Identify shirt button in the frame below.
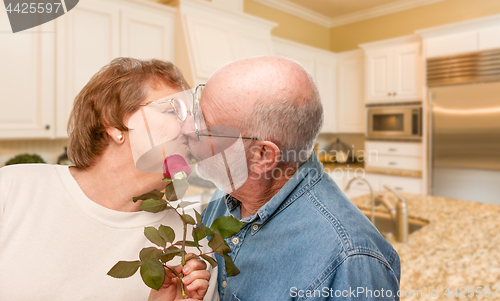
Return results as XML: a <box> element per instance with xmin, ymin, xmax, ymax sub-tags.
<box><xmin>231</xmin><ymin>237</ymin><xmax>239</xmax><ymax>245</ymax></box>
<box><xmin>252</xmin><ymin>224</ymin><xmax>259</xmax><ymax>231</ymax></box>
<box><xmin>222</xmin><ymin>280</ymin><xmax>227</xmax><ymax>288</ymax></box>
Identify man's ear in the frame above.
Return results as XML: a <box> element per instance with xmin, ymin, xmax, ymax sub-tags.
<box><xmin>106</xmin><ymin>127</ymin><xmax>125</xmax><ymax>144</ymax></box>
<box><xmin>248</xmin><ymin>141</ymin><xmax>281</xmax><ymax>174</ymax></box>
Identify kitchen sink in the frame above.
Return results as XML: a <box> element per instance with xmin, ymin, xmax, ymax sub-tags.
<box><xmin>359</xmin><ymin>209</ymin><xmax>429</xmax><ymax>241</ymax></box>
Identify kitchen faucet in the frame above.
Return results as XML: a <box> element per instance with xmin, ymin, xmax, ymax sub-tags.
<box><xmin>376</xmin><ymin>185</ymin><xmax>409</xmax><ymax>243</ymax></box>
<box><xmin>345</xmin><ymin>178</ymin><xmax>375</xmax><ymax>225</ymax></box>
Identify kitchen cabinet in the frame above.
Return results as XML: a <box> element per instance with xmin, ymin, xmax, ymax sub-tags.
<box><xmin>55</xmin><ymin>0</ymin><xmax>176</xmax><ymax>138</ymax></box>
<box><xmin>0</xmin><ymin>0</ymin><xmax>176</xmax><ymax>139</ymax></box>
<box><xmin>330</xmin><ymin>170</ymin><xmax>422</xmax><ymax>199</ymax></box>
<box><xmin>361</xmin><ymin>35</ymin><xmax>422</xmax><ymax>104</ymax></box>
<box><xmin>273</xmin><ymin>37</ymin><xmax>337</xmax><ymax>133</ymax></box>
<box><xmin>0</xmin><ymin>11</ymin><xmax>55</xmax><ymax>139</ymax></box>
<box><xmin>336</xmin><ymin>50</ymin><xmax>365</xmax><ymax>133</ymax></box>
<box><xmin>418</xmin><ymin>14</ymin><xmax>500</xmax><ymax>58</ymax></box>
<box><xmin>177</xmin><ymin>0</ymin><xmax>275</xmax><ymax>85</ymax></box>
<box><xmin>365</xmin><ymin>141</ymin><xmax>423</xmax><ymax>171</ymax></box>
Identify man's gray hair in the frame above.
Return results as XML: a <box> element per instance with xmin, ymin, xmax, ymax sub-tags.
<box><xmin>242</xmin><ymin>67</ymin><xmax>324</xmax><ymax>165</ymax></box>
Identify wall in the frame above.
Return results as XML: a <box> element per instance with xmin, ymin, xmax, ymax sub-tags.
<box><xmin>243</xmin><ymin>0</ymin><xmax>330</xmax><ymax>51</ymax></box>
<box><xmin>330</xmin><ymin>0</ymin><xmax>500</xmax><ymax>52</ymax></box>
<box><xmin>0</xmin><ymin>139</ymin><xmax>68</xmax><ymax>166</ymax></box>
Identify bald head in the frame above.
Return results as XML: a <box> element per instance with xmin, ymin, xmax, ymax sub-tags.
<box><xmin>207</xmin><ymin>56</ymin><xmax>315</xmax><ymax>116</ymax></box>
<box><xmin>203</xmin><ymin>55</ymin><xmax>324</xmax><ymax>164</ymax></box>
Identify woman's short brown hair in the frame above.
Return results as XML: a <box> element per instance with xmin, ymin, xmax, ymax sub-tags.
<box><xmin>67</xmin><ymin>57</ymin><xmax>190</xmax><ymax>169</ymax></box>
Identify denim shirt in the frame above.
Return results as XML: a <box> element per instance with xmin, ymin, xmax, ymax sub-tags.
<box><xmin>202</xmin><ymin>153</ymin><xmax>401</xmax><ymax>301</ymax></box>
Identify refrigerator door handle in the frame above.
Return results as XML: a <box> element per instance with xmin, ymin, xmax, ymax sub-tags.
<box><xmin>428</xmin><ymin>92</ymin><xmax>434</xmax><ymax>196</ymax></box>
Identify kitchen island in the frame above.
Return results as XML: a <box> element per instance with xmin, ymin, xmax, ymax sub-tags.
<box><xmin>350</xmin><ymin>192</ymin><xmax>500</xmax><ymax>300</ymax></box>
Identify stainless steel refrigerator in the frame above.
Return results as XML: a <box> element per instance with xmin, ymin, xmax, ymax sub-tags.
<box><xmin>428</xmin><ymin>50</ymin><xmax>500</xmax><ymax>204</ymax></box>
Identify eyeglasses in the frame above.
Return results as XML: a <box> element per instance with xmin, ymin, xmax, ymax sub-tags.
<box><xmin>193</xmin><ymin>84</ymin><xmax>261</xmax><ymax>141</ymax></box>
<box><xmin>139</xmin><ymin>96</ymin><xmax>189</xmax><ymax>121</ymax></box>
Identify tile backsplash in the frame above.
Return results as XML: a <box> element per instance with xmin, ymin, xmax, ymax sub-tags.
<box><xmin>0</xmin><ymin>139</ymin><xmax>69</xmax><ymax>166</ymax></box>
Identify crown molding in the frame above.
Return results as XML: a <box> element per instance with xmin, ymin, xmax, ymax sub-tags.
<box><xmin>250</xmin><ymin>0</ymin><xmax>446</xmax><ymax>28</ymax></box>
<box><xmin>250</xmin><ymin>0</ymin><xmax>333</xmax><ymax>27</ymax></box>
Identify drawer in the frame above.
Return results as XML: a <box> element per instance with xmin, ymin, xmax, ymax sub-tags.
<box><xmin>365</xmin><ymin>141</ymin><xmax>422</xmax><ymax>157</ymax></box>
<box><xmin>379</xmin><ymin>176</ymin><xmax>422</xmax><ymax>194</ymax></box>
<box><xmin>365</xmin><ymin>155</ymin><xmax>422</xmax><ymax>171</ymax></box>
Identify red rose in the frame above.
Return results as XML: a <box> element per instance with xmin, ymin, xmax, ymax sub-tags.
<box><xmin>163</xmin><ymin>155</ymin><xmax>191</xmax><ymax>179</ymax></box>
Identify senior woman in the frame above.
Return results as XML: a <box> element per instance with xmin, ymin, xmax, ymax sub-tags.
<box><xmin>0</xmin><ymin>58</ymin><xmax>217</xmax><ymax>301</ymax></box>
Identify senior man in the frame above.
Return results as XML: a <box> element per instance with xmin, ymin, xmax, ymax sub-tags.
<box><xmin>184</xmin><ymin>56</ymin><xmax>400</xmax><ymax>300</ymax></box>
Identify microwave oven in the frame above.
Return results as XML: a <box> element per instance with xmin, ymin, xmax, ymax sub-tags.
<box><xmin>366</xmin><ymin>105</ymin><xmax>422</xmax><ymax>140</ymax></box>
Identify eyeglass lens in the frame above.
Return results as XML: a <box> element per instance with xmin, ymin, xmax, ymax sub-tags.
<box><xmin>194</xmin><ymin>85</ymin><xmax>208</xmax><ymax>134</ymax></box>
<box><xmin>172</xmin><ymin>97</ymin><xmax>188</xmax><ymax>121</ymax></box>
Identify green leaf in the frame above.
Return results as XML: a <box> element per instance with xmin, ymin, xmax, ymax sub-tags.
<box><xmin>222</xmin><ymin>253</ymin><xmax>240</xmax><ymax>277</ymax></box>
<box><xmin>208</xmin><ymin>233</ymin><xmax>231</xmax><ymax>255</ymax></box>
<box><xmin>144</xmin><ymin>227</ymin><xmax>166</xmax><ymax>248</ymax></box>
<box><xmin>174</xmin><ymin>240</ymin><xmax>198</xmax><ymax>247</ymax></box>
<box><xmin>158</xmin><ymin>225</ymin><xmax>175</xmax><ymax>243</ymax></box>
<box><xmin>193</xmin><ymin>226</ymin><xmax>207</xmax><ymax>243</ymax></box>
<box><xmin>164</xmin><ymin>179</ymin><xmax>190</xmax><ymax>201</ymax></box>
<box><xmin>200</xmin><ymin>254</ymin><xmax>218</xmax><ymax>268</ymax></box>
<box><xmin>210</xmin><ymin>216</ymin><xmax>245</xmax><ymax>239</ymax></box>
<box><xmin>182</xmin><ymin>213</ymin><xmax>197</xmax><ymax>225</ymax></box>
<box><xmin>160</xmin><ymin>246</ymin><xmax>182</xmax><ymax>263</ymax></box>
<box><xmin>107</xmin><ymin>260</ymin><xmax>141</xmax><ymax>278</ymax></box>
<box><xmin>139</xmin><ymin>199</ymin><xmax>173</xmax><ymax>213</ymax></box>
<box><xmin>200</xmin><ymin>223</ymin><xmax>214</xmax><ymax>237</ymax></box>
<box><xmin>140</xmin><ymin>258</ymin><xmax>165</xmax><ymax>291</ymax></box>
<box><xmin>133</xmin><ymin>189</ymin><xmax>164</xmax><ymax>203</ymax></box>
<box><xmin>162</xmin><ymin>177</ymin><xmax>173</xmax><ymax>182</ymax></box>
<box><xmin>177</xmin><ymin>201</ymin><xmax>197</xmax><ymax>208</ymax></box>
<box><xmin>194</xmin><ymin>209</ymin><xmax>202</xmax><ymax>224</ymax></box>
<box><xmin>139</xmin><ymin>247</ymin><xmax>162</xmax><ymax>262</ymax></box>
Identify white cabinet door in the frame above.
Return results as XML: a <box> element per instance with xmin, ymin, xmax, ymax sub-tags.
<box><xmin>365</xmin><ymin>48</ymin><xmax>392</xmax><ymax>103</ymax></box>
<box><xmin>236</xmin><ymin>31</ymin><xmax>274</xmax><ymax>59</ymax></box>
<box><xmin>316</xmin><ymin>55</ymin><xmax>337</xmax><ymax>133</ymax></box>
<box><xmin>183</xmin><ymin>15</ymin><xmax>238</xmax><ymax>80</ymax></box>
<box><xmin>0</xmin><ymin>11</ymin><xmax>55</xmax><ymax>138</ymax></box>
<box><xmin>478</xmin><ymin>25</ymin><xmax>500</xmax><ymax>51</ymax></box>
<box><xmin>426</xmin><ymin>31</ymin><xmax>477</xmax><ymax>58</ymax></box>
<box><xmin>55</xmin><ymin>0</ymin><xmax>120</xmax><ymax>138</ymax></box>
<box><xmin>379</xmin><ymin>176</ymin><xmax>422</xmax><ymax>194</ymax></box>
<box><xmin>121</xmin><ymin>8</ymin><xmax>175</xmax><ymax>61</ymax></box>
<box><xmin>337</xmin><ymin>50</ymin><xmax>365</xmax><ymax>133</ymax></box>
<box><xmin>393</xmin><ymin>42</ymin><xmax>421</xmax><ymax>102</ymax></box>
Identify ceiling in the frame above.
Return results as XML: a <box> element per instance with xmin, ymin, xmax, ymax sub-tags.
<box><xmin>286</xmin><ymin>0</ymin><xmax>403</xmax><ymax>19</ymax></box>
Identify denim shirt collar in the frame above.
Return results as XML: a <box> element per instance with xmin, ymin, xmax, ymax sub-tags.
<box><xmin>225</xmin><ymin>152</ymin><xmax>324</xmax><ymax>224</ymax></box>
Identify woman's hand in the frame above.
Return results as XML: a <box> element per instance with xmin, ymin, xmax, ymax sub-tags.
<box><xmin>148</xmin><ymin>254</ymin><xmax>211</xmax><ymax>301</ymax></box>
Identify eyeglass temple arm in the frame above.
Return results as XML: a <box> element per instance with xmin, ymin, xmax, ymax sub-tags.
<box><xmin>197</xmin><ymin>133</ymin><xmax>261</xmax><ymax>141</ymax></box>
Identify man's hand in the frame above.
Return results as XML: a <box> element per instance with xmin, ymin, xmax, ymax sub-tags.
<box><xmin>148</xmin><ymin>254</ymin><xmax>211</xmax><ymax>301</ymax></box>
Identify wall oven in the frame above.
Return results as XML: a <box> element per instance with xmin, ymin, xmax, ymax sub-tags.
<box><xmin>366</xmin><ymin>105</ymin><xmax>422</xmax><ymax>141</ymax></box>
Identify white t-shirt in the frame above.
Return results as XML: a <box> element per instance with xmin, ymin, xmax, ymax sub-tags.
<box><xmin>0</xmin><ymin>164</ymin><xmax>218</xmax><ymax>301</ymax></box>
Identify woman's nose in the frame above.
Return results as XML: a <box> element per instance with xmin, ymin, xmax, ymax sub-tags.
<box><xmin>181</xmin><ymin>114</ymin><xmax>197</xmax><ymax>138</ymax></box>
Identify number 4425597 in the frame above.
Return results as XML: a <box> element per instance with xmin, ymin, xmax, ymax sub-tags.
<box><xmin>5</xmin><ymin>2</ymin><xmax>62</xmax><ymax>14</ymax></box>
<box><xmin>444</xmin><ymin>287</ymin><xmax>498</xmax><ymax>298</ymax></box>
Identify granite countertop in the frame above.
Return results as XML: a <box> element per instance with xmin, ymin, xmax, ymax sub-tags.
<box><xmin>350</xmin><ymin>192</ymin><xmax>500</xmax><ymax>300</ymax></box>
<box><xmin>322</xmin><ymin>161</ymin><xmax>422</xmax><ymax>178</ymax></box>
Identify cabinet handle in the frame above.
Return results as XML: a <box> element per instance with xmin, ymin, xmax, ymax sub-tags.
<box><xmin>388</xmin><ymin>162</ymin><xmax>397</xmax><ymax>166</ymax></box>
<box><xmin>387</xmin><ymin>92</ymin><xmax>391</xmax><ymax>96</ymax></box>
<box><xmin>357</xmin><ymin>182</ymin><xmax>365</xmax><ymax>186</ymax></box>
<box><xmin>388</xmin><ymin>148</ymin><xmax>397</xmax><ymax>152</ymax></box>
<box><xmin>394</xmin><ymin>187</ymin><xmax>404</xmax><ymax>191</ymax></box>
<box><xmin>394</xmin><ymin>92</ymin><xmax>397</xmax><ymax>96</ymax></box>
<box><xmin>45</xmin><ymin>124</ymin><xmax>50</xmax><ymax>130</ymax></box>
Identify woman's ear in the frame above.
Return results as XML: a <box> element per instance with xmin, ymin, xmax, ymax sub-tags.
<box><xmin>106</xmin><ymin>127</ymin><xmax>125</xmax><ymax>144</ymax></box>
<box><xmin>248</xmin><ymin>141</ymin><xmax>281</xmax><ymax>174</ymax></box>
